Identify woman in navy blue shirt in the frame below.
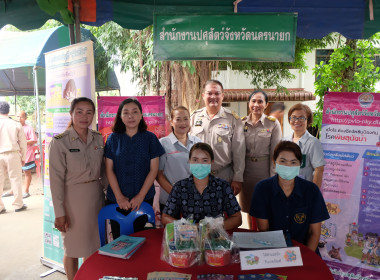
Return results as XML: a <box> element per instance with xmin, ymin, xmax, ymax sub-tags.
<box><xmin>105</xmin><ymin>98</ymin><xmax>165</xmax><ymax>212</ymax></box>
<box><xmin>250</xmin><ymin>141</ymin><xmax>329</xmax><ymax>253</ymax></box>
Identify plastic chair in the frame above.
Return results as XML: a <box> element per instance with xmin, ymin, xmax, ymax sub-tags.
<box><xmin>98</xmin><ymin>202</ymin><xmax>155</xmax><ymax>246</ymax></box>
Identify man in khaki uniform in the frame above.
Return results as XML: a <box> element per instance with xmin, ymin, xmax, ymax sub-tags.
<box><xmin>0</xmin><ymin>101</ymin><xmax>27</xmax><ymax>213</ymax></box>
<box><xmin>190</xmin><ymin>80</ymin><xmax>245</xmax><ymax>195</ymax></box>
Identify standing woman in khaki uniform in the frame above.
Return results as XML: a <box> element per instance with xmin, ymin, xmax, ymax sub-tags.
<box><xmin>49</xmin><ymin>97</ymin><xmax>105</xmax><ymax>280</ymax></box>
<box><xmin>239</xmin><ymin>90</ymin><xmax>282</xmax><ymax>229</ymax></box>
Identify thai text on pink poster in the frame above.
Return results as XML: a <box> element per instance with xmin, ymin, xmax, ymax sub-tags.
<box><xmin>322</xmin><ymin>92</ymin><xmax>380</xmax><ymax>127</ymax></box>
<box><xmin>97</xmin><ymin>96</ymin><xmax>167</xmax><ymax>142</ymax></box>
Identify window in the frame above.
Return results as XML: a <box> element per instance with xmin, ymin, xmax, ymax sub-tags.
<box><xmin>315</xmin><ymin>49</ymin><xmax>334</xmax><ymax>66</ymax></box>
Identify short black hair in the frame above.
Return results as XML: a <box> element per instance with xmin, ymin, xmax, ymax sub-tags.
<box><xmin>273</xmin><ymin>141</ymin><xmax>303</xmax><ymax>164</ymax></box>
<box><xmin>112</xmin><ymin>98</ymin><xmax>147</xmax><ymax>133</ymax></box>
<box><xmin>189</xmin><ymin>142</ymin><xmax>214</xmax><ymax>161</ymax></box>
<box><xmin>249</xmin><ymin>90</ymin><xmax>268</xmax><ymax>104</ymax></box>
<box><xmin>270</xmin><ymin>102</ymin><xmax>285</xmax><ymax>113</ymax></box>
<box><xmin>0</xmin><ymin>101</ymin><xmax>10</xmax><ymax>114</ymax></box>
<box><xmin>204</xmin><ymin>80</ymin><xmax>224</xmax><ymax>91</ymax></box>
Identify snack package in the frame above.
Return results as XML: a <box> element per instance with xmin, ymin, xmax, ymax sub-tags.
<box><xmin>199</xmin><ymin>216</ymin><xmax>238</xmax><ymax>266</ymax></box>
<box><xmin>161</xmin><ymin>218</ymin><xmax>200</xmax><ymax>268</ymax></box>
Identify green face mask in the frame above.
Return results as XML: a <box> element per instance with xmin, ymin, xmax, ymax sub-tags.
<box><xmin>275</xmin><ymin>164</ymin><xmax>300</xmax><ymax>180</ymax></box>
<box><xmin>190</xmin><ymin>163</ymin><xmax>211</xmax><ymax>180</ymax></box>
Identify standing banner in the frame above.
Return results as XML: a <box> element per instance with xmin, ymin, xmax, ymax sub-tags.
<box><xmin>42</xmin><ymin>41</ymin><xmax>96</xmax><ymax>269</ymax></box>
<box><xmin>97</xmin><ymin>96</ymin><xmax>167</xmax><ymax>141</ymax></box>
<box><xmin>320</xmin><ymin>92</ymin><xmax>380</xmax><ymax>279</ymax></box>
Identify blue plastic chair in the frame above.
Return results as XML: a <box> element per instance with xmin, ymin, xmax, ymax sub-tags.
<box><xmin>98</xmin><ymin>202</ymin><xmax>155</xmax><ymax>246</ymax></box>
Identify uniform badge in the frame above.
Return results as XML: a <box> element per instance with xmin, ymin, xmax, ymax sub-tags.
<box><xmin>218</xmin><ymin>123</ymin><xmax>229</xmax><ymax>129</ymax></box>
<box><xmin>217</xmin><ymin>136</ymin><xmax>222</xmax><ymax>143</ymax></box>
<box><xmin>69</xmin><ymin>149</ymin><xmax>80</xmax><ymax>152</ymax></box>
<box><xmin>71</xmin><ymin>137</ymin><xmax>76</xmax><ymax>141</ymax></box>
<box><xmin>244</xmin><ymin>126</ymin><xmax>248</xmax><ymax>132</ymax></box>
<box><xmin>195</xmin><ymin>119</ymin><xmax>203</xmax><ymax>126</ymax></box>
<box><xmin>260</xmin><ymin>129</ymin><xmax>266</xmax><ymax>133</ymax></box>
<box><xmin>94</xmin><ymin>145</ymin><xmax>104</xmax><ymax>150</ymax></box>
<box><xmin>294</xmin><ymin>213</ymin><xmax>306</xmax><ymax>224</ymax></box>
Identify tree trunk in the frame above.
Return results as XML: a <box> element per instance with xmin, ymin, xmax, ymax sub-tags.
<box><xmin>341</xmin><ymin>39</ymin><xmax>357</xmax><ymax>92</ymax></box>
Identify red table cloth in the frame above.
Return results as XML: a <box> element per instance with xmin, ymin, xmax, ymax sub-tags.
<box><xmin>74</xmin><ymin>228</ymin><xmax>333</xmax><ymax>280</ymax></box>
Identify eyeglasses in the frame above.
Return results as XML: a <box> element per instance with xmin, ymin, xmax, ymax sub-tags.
<box><xmin>289</xmin><ymin>116</ymin><xmax>307</xmax><ymax>122</ymax></box>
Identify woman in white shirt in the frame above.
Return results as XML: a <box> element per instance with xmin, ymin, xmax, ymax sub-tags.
<box><xmin>156</xmin><ymin>106</ymin><xmax>201</xmax><ymax>209</ymax></box>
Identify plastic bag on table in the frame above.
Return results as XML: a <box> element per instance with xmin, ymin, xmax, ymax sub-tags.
<box><xmin>199</xmin><ymin>216</ymin><xmax>238</xmax><ymax>266</ymax></box>
<box><xmin>161</xmin><ymin>217</ymin><xmax>200</xmax><ymax>268</ymax></box>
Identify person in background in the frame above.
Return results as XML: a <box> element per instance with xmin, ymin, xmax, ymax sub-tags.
<box><xmin>2</xmin><ymin>111</ymin><xmax>37</xmax><ymax>198</ymax></box>
<box><xmin>269</xmin><ymin>102</ymin><xmax>285</xmax><ymax>121</ymax></box>
<box><xmin>190</xmin><ymin>80</ymin><xmax>245</xmax><ymax>195</ymax></box>
<box><xmin>156</xmin><ymin>106</ymin><xmax>201</xmax><ymax>210</ymax></box>
<box><xmin>269</xmin><ymin>102</ymin><xmax>285</xmax><ymax>133</ymax></box>
<box><xmin>239</xmin><ymin>90</ymin><xmax>282</xmax><ymax>229</ymax></box>
<box><xmin>49</xmin><ymin>97</ymin><xmax>105</xmax><ymax>280</ymax></box>
<box><xmin>162</xmin><ymin>142</ymin><xmax>242</xmax><ymax>230</ymax></box>
<box><xmin>0</xmin><ymin>101</ymin><xmax>27</xmax><ymax>213</ymax></box>
<box><xmin>104</xmin><ymin>98</ymin><xmax>165</xmax><ymax>236</ymax></box>
<box><xmin>250</xmin><ymin>141</ymin><xmax>329</xmax><ymax>254</ymax></box>
<box><xmin>283</xmin><ymin>103</ymin><xmax>325</xmax><ymax>188</ymax></box>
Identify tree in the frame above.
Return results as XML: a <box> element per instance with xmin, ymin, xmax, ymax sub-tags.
<box><xmin>313</xmin><ymin>34</ymin><xmax>380</xmax><ymax>130</ymax></box>
<box><xmin>87</xmin><ymin>22</ymin><xmax>334</xmax><ymax>114</ymax></box>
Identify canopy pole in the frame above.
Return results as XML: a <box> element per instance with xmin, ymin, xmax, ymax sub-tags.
<box><xmin>74</xmin><ymin>0</ymin><xmax>81</xmax><ymax>43</ymax></box>
<box><xmin>33</xmin><ymin>66</ymin><xmax>44</xmax><ymax>187</ymax></box>
<box><xmin>69</xmin><ymin>24</ymin><xmax>75</xmax><ymax>45</ymax></box>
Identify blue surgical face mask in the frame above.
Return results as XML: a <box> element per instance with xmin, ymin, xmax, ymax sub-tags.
<box><xmin>190</xmin><ymin>163</ymin><xmax>211</xmax><ymax>180</ymax></box>
<box><xmin>275</xmin><ymin>164</ymin><xmax>300</xmax><ymax>180</ymax></box>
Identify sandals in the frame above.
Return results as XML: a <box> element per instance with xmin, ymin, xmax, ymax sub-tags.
<box><xmin>1</xmin><ymin>192</ymin><xmax>13</xmax><ymax>198</ymax></box>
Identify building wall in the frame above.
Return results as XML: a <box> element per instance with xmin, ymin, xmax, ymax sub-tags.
<box><xmin>212</xmin><ymin>50</ymin><xmax>319</xmax><ymax>136</ymax></box>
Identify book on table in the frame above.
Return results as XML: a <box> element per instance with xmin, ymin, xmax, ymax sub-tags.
<box><xmin>98</xmin><ymin>235</ymin><xmax>146</xmax><ymax>259</ymax></box>
<box><xmin>232</xmin><ymin>230</ymin><xmax>287</xmax><ymax>249</ymax></box>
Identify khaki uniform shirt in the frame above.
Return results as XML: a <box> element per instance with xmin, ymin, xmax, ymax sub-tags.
<box><xmin>242</xmin><ymin>114</ymin><xmax>282</xmax><ymax>176</ymax></box>
<box><xmin>48</xmin><ymin>127</ymin><xmax>105</xmax><ymax>217</ymax></box>
<box><xmin>190</xmin><ymin>107</ymin><xmax>245</xmax><ymax>182</ymax></box>
<box><xmin>0</xmin><ymin>116</ymin><xmax>27</xmax><ymax>161</ymax></box>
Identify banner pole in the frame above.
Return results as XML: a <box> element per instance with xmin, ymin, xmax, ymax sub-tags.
<box><xmin>33</xmin><ymin>66</ymin><xmax>44</xmax><ymax>187</ymax></box>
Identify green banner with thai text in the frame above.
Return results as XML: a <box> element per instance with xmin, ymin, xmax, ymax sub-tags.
<box><xmin>153</xmin><ymin>13</ymin><xmax>297</xmax><ymax>61</ymax></box>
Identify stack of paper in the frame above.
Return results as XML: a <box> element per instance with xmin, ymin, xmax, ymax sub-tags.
<box><xmin>98</xmin><ymin>235</ymin><xmax>146</xmax><ymax>259</ymax></box>
<box><xmin>233</xmin><ymin>231</ymin><xmax>287</xmax><ymax>249</ymax></box>
<box><xmin>147</xmin><ymin>272</ymin><xmax>191</xmax><ymax>280</ymax></box>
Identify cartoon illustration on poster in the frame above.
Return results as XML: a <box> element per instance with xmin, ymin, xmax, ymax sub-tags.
<box><xmin>43</xmin><ymin>41</ymin><xmax>95</xmax><ymax>267</ymax></box>
<box><xmin>320</xmin><ymin>92</ymin><xmax>380</xmax><ymax>279</ymax></box>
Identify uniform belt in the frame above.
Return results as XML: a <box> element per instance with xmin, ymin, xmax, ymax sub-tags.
<box><xmin>80</xmin><ymin>179</ymin><xmax>98</xmax><ymax>184</ymax></box>
<box><xmin>211</xmin><ymin>163</ymin><xmax>232</xmax><ymax>175</ymax></box>
<box><xmin>246</xmin><ymin>155</ymin><xmax>269</xmax><ymax>162</ymax></box>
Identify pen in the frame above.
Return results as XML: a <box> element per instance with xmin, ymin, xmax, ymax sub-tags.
<box><xmin>252</xmin><ymin>239</ymin><xmax>272</xmax><ymax>246</ymax></box>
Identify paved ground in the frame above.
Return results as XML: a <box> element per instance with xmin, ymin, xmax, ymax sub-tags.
<box><xmin>0</xmin><ymin>173</ymin><xmax>249</xmax><ymax>280</ymax></box>
<box><xmin>0</xmin><ymin>173</ymin><xmax>66</xmax><ymax>280</ymax></box>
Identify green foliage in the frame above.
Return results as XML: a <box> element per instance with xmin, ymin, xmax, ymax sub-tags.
<box><xmin>5</xmin><ymin>96</ymin><xmax>46</xmax><ymax>128</ymax></box>
<box><xmin>86</xmin><ymin>22</ymin><xmax>162</xmax><ymax>95</ymax></box>
<box><xmin>313</xmin><ymin>34</ymin><xmax>380</xmax><ymax>129</ymax></box>
<box><xmin>89</xmin><ymin>22</ymin><xmax>336</xmax><ymax>96</ymax></box>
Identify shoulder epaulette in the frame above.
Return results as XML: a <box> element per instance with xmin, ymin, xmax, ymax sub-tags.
<box><xmin>266</xmin><ymin>116</ymin><xmax>276</xmax><ymax>122</ymax></box>
<box><xmin>241</xmin><ymin>116</ymin><xmax>248</xmax><ymax>121</ymax></box>
<box><xmin>190</xmin><ymin>108</ymin><xmax>203</xmax><ymax>116</ymax></box>
<box><xmin>54</xmin><ymin>131</ymin><xmax>68</xmax><ymax>139</ymax></box>
<box><xmin>91</xmin><ymin>129</ymin><xmax>102</xmax><ymax>135</ymax></box>
<box><xmin>232</xmin><ymin>111</ymin><xmax>240</xmax><ymax>120</ymax></box>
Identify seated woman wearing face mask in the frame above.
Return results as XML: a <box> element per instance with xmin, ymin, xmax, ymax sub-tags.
<box><xmin>250</xmin><ymin>141</ymin><xmax>329</xmax><ymax>254</ymax></box>
<box><xmin>161</xmin><ymin>142</ymin><xmax>242</xmax><ymax>230</ymax></box>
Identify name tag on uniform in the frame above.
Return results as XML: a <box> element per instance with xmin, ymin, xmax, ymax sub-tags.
<box><xmin>94</xmin><ymin>146</ymin><xmax>104</xmax><ymax>150</ymax></box>
<box><xmin>69</xmin><ymin>149</ymin><xmax>80</xmax><ymax>152</ymax></box>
